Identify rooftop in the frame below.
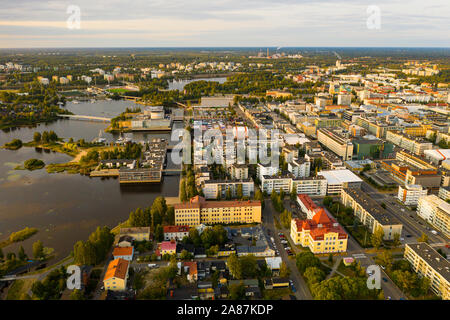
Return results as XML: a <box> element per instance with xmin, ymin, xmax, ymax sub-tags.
<box><xmin>342</xmin><ymin>188</ymin><xmax>401</xmax><ymax>226</ymax></box>
<box><xmin>318</xmin><ymin>169</ymin><xmax>363</xmax><ymax>185</ymax></box>
<box><xmin>104</xmin><ymin>258</ymin><xmax>129</xmax><ymax>281</ymax></box>
<box><xmin>406</xmin><ymin>243</ymin><xmax>450</xmax><ymax>283</ymax></box>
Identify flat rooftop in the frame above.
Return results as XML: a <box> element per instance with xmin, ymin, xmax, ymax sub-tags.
<box><xmin>406</xmin><ymin>242</ymin><xmax>450</xmax><ymax>283</ymax></box>
<box><xmin>342</xmin><ymin>188</ymin><xmax>401</xmax><ymax>226</ymax></box>
<box><xmin>318</xmin><ymin>169</ymin><xmax>363</xmax><ymax>185</ymax></box>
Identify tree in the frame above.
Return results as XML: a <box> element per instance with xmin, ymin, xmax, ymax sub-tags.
<box><xmin>229</xmin><ymin>282</ymin><xmax>246</xmax><ymax>300</ymax></box>
<box><xmin>236</xmin><ymin>184</ymin><xmax>243</xmax><ymax>200</ymax></box>
<box><xmin>0</xmin><ymin>247</ymin><xmax>3</xmax><ymax>260</ymax></box>
<box><xmin>392</xmin><ymin>232</ymin><xmax>401</xmax><ymax>248</ymax></box>
<box><xmin>279</xmin><ymin>262</ymin><xmax>291</xmax><ymax>278</ymax></box>
<box><xmin>323</xmin><ymin>196</ymin><xmax>333</xmax><ymax>208</ymax></box>
<box><xmin>375</xmin><ymin>250</ymin><xmax>393</xmax><ymax>272</ymax></box>
<box><xmin>32</xmin><ymin>240</ymin><xmax>44</xmax><ymax>259</ymax></box>
<box><xmin>371</xmin><ymin>226</ymin><xmax>384</xmax><ymax>249</ymax></box>
<box><xmin>70</xmin><ymin>289</ymin><xmax>86</xmax><ymax>300</ymax></box>
<box><xmin>33</xmin><ymin>132</ymin><xmax>41</xmax><ymax>143</ymax></box>
<box><xmin>417</xmin><ymin>233</ymin><xmax>429</xmax><ymax>243</ymax></box>
<box><xmin>18</xmin><ymin>246</ymin><xmax>27</xmax><ymax>261</ymax></box>
<box><xmin>180</xmin><ymin>180</ymin><xmax>187</xmax><ymax>202</ymax></box>
<box><xmin>227</xmin><ymin>253</ymin><xmax>242</xmax><ymax>279</ymax></box>
<box><xmin>225</xmin><ymin>188</ymin><xmax>232</xmax><ymax>200</ymax></box>
<box><xmin>296</xmin><ymin>252</ymin><xmax>321</xmax><ymax>275</ymax></box>
<box><xmin>154</xmin><ymin>225</ymin><xmax>164</xmax><ymax>242</ymax></box>
<box><xmin>303</xmin><ymin>266</ymin><xmax>325</xmax><ymax>285</ymax></box>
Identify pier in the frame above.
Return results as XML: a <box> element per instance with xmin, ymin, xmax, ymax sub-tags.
<box><xmin>58</xmin><ymin>114</ymin><xmax>111</xmax><ymax>123</ymax></box>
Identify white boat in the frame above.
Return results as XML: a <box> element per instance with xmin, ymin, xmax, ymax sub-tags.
<box><xmin>96</xmin><ymin>130</ymin><xmax>107</xmax><ymax>143</ymax></box>
<box><xmin>72</xmin><ymin>100</ymin><xmax>80</xmax><ymax>104</ymax></box>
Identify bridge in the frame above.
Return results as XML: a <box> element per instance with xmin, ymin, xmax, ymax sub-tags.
<box><xmin>162</xmin><ymin>168</ymin><xmax>182</xmax><ymax>176</ymax></box>
<box><xmin>58</xmin><ymin>114</ymin><xmax>111</xmax><ymax>123</ymax></box>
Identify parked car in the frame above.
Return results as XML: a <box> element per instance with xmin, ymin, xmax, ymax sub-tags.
<box><xmin>148</xmin><ymin>263</ymin><xmax>157</xmax><ymax>268</ymax></box>
<box><xmin>431</xmin><ymin>230</ymin><xmax>438</xmax><ymax>235</ymax></box>
<box><xmin>382</xmin><ymin>277</ymin><xmax>388</xmax><ymax>282</ymax></box>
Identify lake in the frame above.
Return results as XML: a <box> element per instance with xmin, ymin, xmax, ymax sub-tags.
<box><xmin>0</xmin><ymin>100</ymin><xmax>180</xmax><ymax>260</ymax></box>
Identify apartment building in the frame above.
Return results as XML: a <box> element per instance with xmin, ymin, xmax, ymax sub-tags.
<box><xmin>287</xmin><ymin>158</ymin><xmax>311</xmax><ymax>178</ymax></box>
<box><xmin>163</xmin><ymin>225</ymin><xmax>190</xmax><ymax>241</ymax></box>
<box><xmin>201</xmin><ymin>179</ymin><xmax>254</xmax><ymax>199</ymax></box>
<box><xmin>228</xmin><ymin>164</ymin><xmax>249</xmax><ymax>180</ymax></box>
<box><xmin>260</xmin><ymin>175</ymin><xmax>292</xmax><ymax>194</ymax></box>
<box><xmin>438</xmin><ymin>186</ymin><xmax>450</xmax><ymax>201</ymax></box>
<box><xmin>290</xmin><ymin>209</ymin><xmax>348</xmax><ymax>254</ymax></box>
<box><xmin>257</xmin><ymin>163</ymin><xmax>280</xmax><ymax>181</ymax></box>
<box><xmin>417</xmin><ymin>195</ymin><xmax>450</xmax><ymax>238</ymax></box>
<box><xmin>174</xmin><ymin>196</ymin><xmax>262</xmax><ymax>227</ymax></box>
<box><xmin>292</xmin><ymin>176</ymin><xmax>328</xmax><ymax>196</ymax></box>
<box><xmin>404</xmin><ymin>243</ymin><xmax>449</xmax><ymax>300</ymax></box>
<box><xmin>318</xmin><ymin>169</ymin><xmax>363</xmax><ymax>195</ymax></box>
<box><xmin>317</xmin><ymin>128</ymin><xmax>354</xmax><ymax>160</ymax></box>
<box><xmin>398</xmin><ymin>184</ymin><xmax>428</xmax><ymax>206</ymax></box>
<box><xmin>341</xmin><ymin>188</ymin><xmax>403</xmax><ymax>240</ymax></box>
<box><xmin>297</xmin><ymin>194</ymin><xmax>321</xmax><ymax>219</ymax></box>
<box><xmin>386</xmin><ymin>130</ymin><xmax>433</xmax><ymax>155</ymax></box>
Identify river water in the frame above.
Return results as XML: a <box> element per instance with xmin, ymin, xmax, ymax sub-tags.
<box><xmin>0</xmin><ymin>100</ymin><xmax>180</xmax><ymax>259</ymax></box>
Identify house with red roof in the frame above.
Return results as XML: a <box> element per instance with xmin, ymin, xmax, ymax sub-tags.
<box><xmin>163</xmin><ymin>225</ymin><xmax>190</xmax><ymax>241</ymax></box>
<box><xmin>290</xmin><ymin>208</ymin><xmax>348</xmax><ymax>254</ymax></box>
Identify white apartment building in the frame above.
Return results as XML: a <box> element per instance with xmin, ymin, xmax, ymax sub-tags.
<box><xmin>438</xmin><ymin>187</ymin><xmax>450</xmax><ymax>201</ymax></box>
<box><xmin>292</xmin><ymin>177</ymin><xmax>327</xmax><ymax>196</ymax></box>
<box><xmin>288</xmin><ymin>159</ymin><xmax>311</xmax><ymax>178</ymax></box>
<box><xmin>318</xmin><ymin>169</ymin><xmax>363</xmax><ymax>195</ymax></box>
<box><xmin>317</xmin><ymin>128</ymin><xmax>354</xmax><ymax>161</ymax></box>
<box><xmin>337</xmin><ymin>94</ymin><xmax>352</xmax><ymax>106</ymax></box>
<box><xmin>201</xmin><ymin>179</ymin><xmax>255</xmax><ymax>200</ymax></box>
<box><xmin>260</xmin><ymin>176</ymin><xmax>292</xmax><ymax>194</ymax></box>
<box><xmin>417</xmin><ymin>195</ymin><xmax>450</xmax><ymax>238</ymax></box>
<box><xmin>398</xmin><ymin>184</ymin><xmax>428</xmax><ymax>206</ymax></box>
<box><xmin>257</xmin><ymin>164</ymin><xmax>280</xmax><ymax>181</ymax></box>
<box><xmin>228</xmin><ymin>164</ymin><xmax>249</xmax><ymax>180</ymax></box>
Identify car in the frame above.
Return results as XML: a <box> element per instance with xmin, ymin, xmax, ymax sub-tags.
<box><xmin>406</xmin><ymin>234</ymin><xmax>412</xmax><ymax>238</ymax></box>
<box><xmin>285</xmin><ymin>247</ymin><xmax>291</xmax><ymax>250</ymax></box>
<box><xmin>291</xmin><ymin>285</ymin><xmax>296</xmax><ymax>293</ymax></box>
<box><xmin>399</xmin><ymin>297</ymin><xmax>406</xmax><ymax>300</ymax></box>
<box><xmin>387</xmin><ymin>296</ymin><xmax>392</xmax><ymax>300</ymax></box>
<box><xmin>400</xmin><ymin>237</ymin><xmax>404</xmax><ymax>241</ymax></box>
<box><xmin>431</xmin><ymin>230</ymin><xmax>438</xmax><ymax>235</ymax></box>
<box><xmin>148</xmin><ymin>263</ymin><xmax>157</xmax><ymax>268</ymax></box>
<box><xmin>380</xmin><ymin>265</ymin><xmax>385</xmax><ymax>270</ymax></box>
<box><xmin>382</xmin><ymin>277</ymin><xmax>388</xmax><ymax>282</ymax></box>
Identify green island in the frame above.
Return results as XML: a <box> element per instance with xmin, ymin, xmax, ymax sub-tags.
<box><xmin>2</xmin><ymin>139</ymin><xmax>23</xmax><ymax>150</ymax></box>
<box><xmin>0</xmin><ymin>227</ymin><xmax>39</xmax><ymax>249</ymax></box>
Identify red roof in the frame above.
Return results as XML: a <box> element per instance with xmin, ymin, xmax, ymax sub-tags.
<box><xmin>293</xmin><ymin>209</ymin><xmax>348</xmax><ymax>241</ymax></box>
<box><xmin>112</xmin><ymin>246</ymin><xmax>133</xmax><ymax>257</ymax></box>
<box><xmin>163</xmin><ymin>225</ymin><xmax>189</xmax><ymax>234</ymax></box>
<box><xmin>297</xmin><ymin>194</ymin><xmax>318</xmax><ymax>211</ymax></box>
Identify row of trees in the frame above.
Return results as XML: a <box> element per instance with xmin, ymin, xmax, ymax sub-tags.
<box><xmin>127</xmin><ymin>196</ymin><xmax>174</xmax><ymax>242</ymax></box>
<box><xmin>182</xmin><ymin>225</ymin><xmax>228</xmax><ymax>249</ymax></box>
<box><xmin>33</xmin><ymin>130</ymin><xmax>58</xmax><ymax>144</ymax></box>
<box><xmin>180</xmin><ymin>165</ymin><xmax>198</xmax><ymax>202</ymax></box>
<box><xmin>73</xmin><ymin>227</ymin><xmax>114</xmax><ymax>265</ymax></box>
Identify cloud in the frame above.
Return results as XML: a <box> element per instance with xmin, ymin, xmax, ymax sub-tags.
<box><xmin>0</xmin><ymin>0</ymin><xmax>449</xmax><ymax>47</ymax></box>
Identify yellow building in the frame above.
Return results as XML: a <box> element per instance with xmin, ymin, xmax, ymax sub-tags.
<box><xmin>404</xmin><ymin>243</ymin><xmax>450</xmax><ymax>300</ymax></box>
<box><xmin>103</xmin><ymin>258</ymin><xmax>129</xmax><ymax>291</ymax></box>
<box><xmin>290</xmin><ymin>209</ymin><xmax>348</xmax><ymax>254</ymax></box>
<box><xmin>174</xmin><ymin>196</ymin><xmax>261</xmax><ymax>227</ymax></box>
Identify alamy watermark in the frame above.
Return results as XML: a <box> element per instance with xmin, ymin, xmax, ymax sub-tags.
<box><xmin>66</xmin><ymin>5</ymin><xmax>81</xmax><ymax>30</ymax></box>
<box><xmin>366</xmin><ymin>5</ymin><xmax>381</xmax><ymax>30</ymax></box>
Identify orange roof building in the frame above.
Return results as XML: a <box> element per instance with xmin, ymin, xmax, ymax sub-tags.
<box><xmin>112</xmin><ymin>246</ymin><xmax>134</xmax><ymax>261</ymax></box>
<box><xmin>103</xmin><ymin>258</ymin><xmax>130</xmax><ymax>291</ymax></box>
<box><xmin>290</xmin><ymin>208</ymin><xmax>348</xmax><ymax>254</ymax></box>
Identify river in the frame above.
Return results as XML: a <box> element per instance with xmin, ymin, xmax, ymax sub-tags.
<box><xmin>0</xmin><ymin>100</ymin><xmax>180</xmax><ymax>260</ymax></box>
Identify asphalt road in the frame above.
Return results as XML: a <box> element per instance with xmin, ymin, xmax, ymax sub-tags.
<box><xmin>262</xmin><ymin>200</ymin><xmax>313</xmax><ymax>300</ymax></box>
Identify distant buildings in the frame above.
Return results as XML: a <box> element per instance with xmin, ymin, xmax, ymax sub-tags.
<box><xmin>174</xmin><ymin>196</ymin><xmax>261</xmax><ymax>227</ymax></box>
<box><xmin>341</xmin><ymin>188</ymin><xmax>403</xmax><ymax>240</ymax></box>
<box><xmin>386</xmin><ymin>130</ymin><xmax>433</xmax><ymax>155</ymax></box>
<box><xmin>119</xmin><ymin>227</ymin><xmax>150</xmax><ymax>241</ymax></box>
<box><xmin>260</xmin><ymin>175</ymin><xmax>327</xmax><ymax>196</ymax></box>
<box><xmin>201</xmin><ymin>179</ymin><xmax>254</xmax><ymax>200</ymax></box>
<box><xmin>404</xmin><ymin>243</ymin><xmax>449</xmax><ymax>300</ymax></box>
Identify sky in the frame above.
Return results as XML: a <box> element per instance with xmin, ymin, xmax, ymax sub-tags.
<box><xmin>0</xmin><ymin>0</ymin><xmax>449</xmax><ymax>48</ymax></box>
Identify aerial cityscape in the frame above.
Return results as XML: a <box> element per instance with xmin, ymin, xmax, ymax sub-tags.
<box><xmin>0</xmin><ymin>0</ymin><xmax>449</xmax><ymax>310</ymax></box>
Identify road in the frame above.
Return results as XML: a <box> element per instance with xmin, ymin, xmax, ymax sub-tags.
<box><xmin>361</xmin><ymin>182</ymin><xmax>448</xmax><ymax>245</ymax></box>
<box><xmin>262</xmin><ymin>200</ymin><xmax>312</xmax><ymax>300</ymax></box>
